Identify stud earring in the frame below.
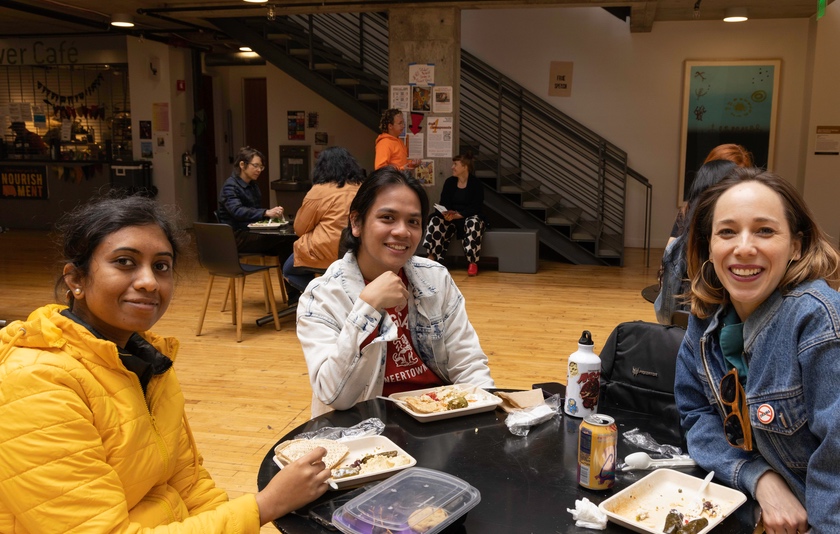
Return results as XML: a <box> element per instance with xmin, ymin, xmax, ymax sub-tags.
<box><xmin>74</xmin><ymin>288</ymin><xmax>82</xmax><ymax>295</ymax></box>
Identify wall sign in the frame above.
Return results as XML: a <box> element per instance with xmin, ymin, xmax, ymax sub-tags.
<box><xmin>1</xmin><ymin>165</ymin><xmax>48</xmax><ymax>199</ymax></box>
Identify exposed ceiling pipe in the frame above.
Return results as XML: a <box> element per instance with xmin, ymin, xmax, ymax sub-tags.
<box><xmin>1</xmin><ymin>0</ymin><xmax>109</xmax><ymax>30</ymax></box>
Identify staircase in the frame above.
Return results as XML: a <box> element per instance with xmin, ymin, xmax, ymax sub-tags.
<box><xmin>211</xmin><ymin>13</ymin><xmax>652</xmax><ymax>266</ymax></box>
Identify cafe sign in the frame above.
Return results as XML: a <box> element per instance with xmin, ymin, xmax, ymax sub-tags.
<box><xmin>1</xmin><ymin>165</ymin><xmax>48</xmax><ymax>199</ymax></box>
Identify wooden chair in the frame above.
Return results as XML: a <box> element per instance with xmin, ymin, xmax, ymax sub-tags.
<box><xmin>194</xmin><ymin>222</ymin><xmax>281</xmax><ymax>341</ymax></box>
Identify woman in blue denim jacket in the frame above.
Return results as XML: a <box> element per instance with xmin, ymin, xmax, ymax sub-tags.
<box><xmin>674</xmin><ymin>167</ymin><xmax>840</xmax><ymax>533</ymax></box>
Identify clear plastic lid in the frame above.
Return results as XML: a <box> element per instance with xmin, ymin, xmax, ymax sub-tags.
<box><xmin>332</xmin><ymin>467</ymin><xmax>481</xmax><ymax>534</ymax></box>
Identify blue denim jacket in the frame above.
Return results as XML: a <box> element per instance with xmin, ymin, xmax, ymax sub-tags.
<box><xmin>675</xmin><ymin>279</ymin><xmax>840</xmax><ymax>530</ymax></box>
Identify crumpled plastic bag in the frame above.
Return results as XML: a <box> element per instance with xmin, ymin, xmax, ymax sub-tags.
<box><xmin>622</xmin><ymin>428</ymin><xmax>684</xmax><ymax>457</ymax></box>
<box><xmin>566</xmin><ymin>497</ymin><xmax>607</xmax><ymax>530</ymax></box>
<box><xmin>294</xmin><ymin>418</ymin><xmax>385</xmax><ymax>441</ymax></box>
<box><xmin>504</xmin><ymin>393</ymin><xmax>563</xmax><ymax>436</ymax></box>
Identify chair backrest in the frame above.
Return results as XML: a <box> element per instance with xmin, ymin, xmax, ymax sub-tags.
<box><xmin>599</xmin><ymin>321</ymin><xmax>687</xmax><ymax>440</ymax></box>
<box><xmin>193</xmin><ymin>222</ymin><xmax>247</xmax><ymax>277</ymax></box>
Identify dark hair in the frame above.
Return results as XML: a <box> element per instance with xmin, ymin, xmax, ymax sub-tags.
<box><xmin>312</xmin><ymin>147</ymin><xmax>364</xmax><ymax>188</ymax></box>
<box><xmin>452</xmin><ymin>152</ymin><xmax>474</xmax><ymax>174</ymax></box>
<box><xmin>685</xmin><ymin>167</ymin><xmax>840</xmax><ymax>318</ymax></box>
<box><xmin>379</xmin><ymin>109</ymin><xmax>402</xmax><ymax>134</ymax></box>
<box><xmin>54</xmin><ymin>192</ymin><xmax>185</xmax><ymax>304</ymax></box>
<box><xmin>340</xmin><ymin>167</ymin><xmax>429</xmax><ymax>255</ymax></box>
<box><xmin>702</xmin><ymin>143</ymin><xmax>753</xmax><ymax>167</ymax></box>
<box><xmin>233</xmin><ymin>146</ymin><xmax>264</xmax><ymax>172</ymax></box>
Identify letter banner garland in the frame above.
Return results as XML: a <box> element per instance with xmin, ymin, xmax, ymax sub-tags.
<box><xmin>36</xmin><ymin>73</ymin><xmax>104</xmax><ymax>104</ymax></box>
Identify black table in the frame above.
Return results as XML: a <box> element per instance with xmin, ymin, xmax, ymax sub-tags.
<box><xmin>257</xmin><ymin>399</ymin><xmax>758</xmax><ymax>533</ymax></box>
<box><xmin>641</xmin><ymin>283</ymin><xmax>660</xmax><ymax>304</ymax></box>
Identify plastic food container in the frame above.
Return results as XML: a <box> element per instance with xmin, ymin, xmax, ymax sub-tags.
<box><xmin>332</xmin><ymin>467</ymin><xmax>481</xmax><ymax>534</ymax></box>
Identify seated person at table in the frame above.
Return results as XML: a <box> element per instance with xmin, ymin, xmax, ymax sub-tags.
<box><xmin>423</xmin><ymin>153</ymin><xmax>486</xmax><ymax>276</ymax></box>
<box><xmin>674</xmin><ymin>167</ymin><xmax>840</xmax><ymax>532</ymax></box>
<box><xmin>218</xmin><ymin>146</ymin><xmax>291</xmax><ymax>258</ymax></box>
<box><xmin>655</xmin><ymin>159</ymin><xmax>736</xmax><ymax>324</ymax></box>
<box><xmin>374</xmin><ymin>109</ymin><xmax>419</xmax><ymax>171</ymax></box>
<box><xmin>0</xmin><ymin>193</ymin><xmax>331</xmax><ymax>532</ymax></box>
<box><xmin>297</xmin><ymin>167</ymin><xmax>495</xmax><ymax>417</ymax></box>
<box><xmin>283</xmin><ymin>146</ymin><xmax>364</xmax><ymax>294</ymax></box>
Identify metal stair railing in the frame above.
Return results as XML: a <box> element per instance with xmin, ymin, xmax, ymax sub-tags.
<box><xmin>234</xmin><ymin>11</ymin><xmax>652</xmax><ymax>264</ymax></box>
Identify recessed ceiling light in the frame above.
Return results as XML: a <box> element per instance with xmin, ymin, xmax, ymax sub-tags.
<box><xmin>243</xmin><ymin>0</ymin><xmax>269</xmax><ymax>3</ymax></box>
<box><xmin>110</xmin><ymin>13</ymin><xmax>135</xmax><ymax>27</ymax></box>
<box><xmin>723</xmin><ymin>7</ymin><xmax>748</xmax><ymax>22</ymax></box>
<box><xmin>239</xmin><ymin>46</ymin><xmax>252</xmax><ymax>52</ymax></box>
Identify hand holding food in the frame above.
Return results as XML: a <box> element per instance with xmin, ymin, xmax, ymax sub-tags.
<box><xmin>754</xmin><ymin>471</ymin><xmax>809</xmax><ymax>533</ymax></box>
<box><xmin>266</xmin><ymin>206</ymin><xmax>285</xmax><ymax>219</ymax></box>
<box><xmin>257</xmin><ymin>447</ymin><xmax>331</xmax><ymax>524</ymax></box>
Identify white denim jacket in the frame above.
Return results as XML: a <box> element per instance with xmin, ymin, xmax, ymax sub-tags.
<box><xmin>297</xmin><ymin>252</ymin><xmax>494</xmax><ymax>417</ymax></box>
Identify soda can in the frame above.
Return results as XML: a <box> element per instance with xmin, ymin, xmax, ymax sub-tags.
<box><xmin>577</xmin><ymin>414</ymin><xmax>617</xmax><ymax>490</ymax></box>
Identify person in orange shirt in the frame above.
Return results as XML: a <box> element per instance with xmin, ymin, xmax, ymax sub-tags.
<box><xmin>374</xmin><ymin>109</ymin><xmax>419</xmax><ymax>171</ymax></box>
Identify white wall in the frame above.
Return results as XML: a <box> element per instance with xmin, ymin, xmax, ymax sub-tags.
<box><xmin>206</xmin><ymin>63</ymin><xmax>377</xmax><ymax>206</ymax></box>
<box><xmin>462</xmin><ymin>8</ymin><xmax>814</xmax><ymax>248</ymax></box>
<box><xmin>803</xmin><ymin>3</ymin><xmax>840</xmax><ymax>244</ymax></box>
<box><xmin>127</xmin><ymin>38</ymin><xmax>196</xmax><ymax>222</ymax></box>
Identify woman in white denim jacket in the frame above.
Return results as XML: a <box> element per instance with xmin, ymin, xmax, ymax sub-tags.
<box><xmin>297</xmin><ymin>167</ymin><xmax>494</xmax><ymax>417</ymax></box>
<box><xmin>674</xmin><ymin>168</ymin><xmax>840</xmax><ymax>533</ymax></box>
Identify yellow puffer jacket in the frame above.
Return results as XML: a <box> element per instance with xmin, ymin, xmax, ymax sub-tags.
<box><xmin>0</xmin><ymin>305</ymin><xmax>261</xmax><ymax>533</ymax></box>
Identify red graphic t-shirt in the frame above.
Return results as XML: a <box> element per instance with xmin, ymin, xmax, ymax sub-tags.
<box><xmin>360</xmin><ymin>270</ymin><xmax>444</xmax><ymax>396</ymax></box>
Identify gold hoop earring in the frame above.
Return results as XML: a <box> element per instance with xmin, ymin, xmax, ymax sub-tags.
<box><xmin>701</xmin><ymin>259</ymin><xmax>723</xmax><ymax>291</ymax></box>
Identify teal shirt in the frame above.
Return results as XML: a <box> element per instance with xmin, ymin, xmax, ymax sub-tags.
<box><xmin>720</xmin><ymin>306</ymin><xmax>748</xmax><ymax>381</ymax></box>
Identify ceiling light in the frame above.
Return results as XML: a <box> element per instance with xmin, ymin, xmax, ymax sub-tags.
<box><xmin>110</xmin><ymin>13</ymin><xmax>135</xmax><ymax>27</ymax></box>
<box><xmin>723</xmin><ymin>7</ymin><xmax>748</xmax><ymax>22</ymax></box>
<box><xmin>239</xmin><ymin>46</ymin><xmax>252</xmax><ymax>52</ymax></box>
<box><xmin>243</xmin><ymin>0</ymin><xmax>268</xmax><ymax>3</ymax></box>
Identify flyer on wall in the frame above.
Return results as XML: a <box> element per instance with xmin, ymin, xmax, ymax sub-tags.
<box><xmin>415</xmin><ymin>159</ymin><xmax>435</xmax><ymax>186</ymax></box>
<box><xmin>390</xmin><ymin>85</ymin><xmax>411</xmax><ymax>111</ymax></box>
<box><xmin>407</xmin><ymin>131</ymin><xmax>424</xmax><ymax>160</ymax></box>
<box><xmin>432</xmin><ymin>87</ymin><xmax>452</xmax><ymax>113</ymax></box>
<box><xmin>408</xmin><ymin>63</ymin><xmax>435</xmax><ymax>86</ymax></box>
<box><xmin>426</xmin><ymin>116</ymin><xmax>452</xmax><ymax>158</ymax></box>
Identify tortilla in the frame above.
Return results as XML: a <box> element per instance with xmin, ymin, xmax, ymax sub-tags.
<box><xmin>274</xmin><ymin>439</ymin><xmax>349</xmax><ymax>469</ymax></box>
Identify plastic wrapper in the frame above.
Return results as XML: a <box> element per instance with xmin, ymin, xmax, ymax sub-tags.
<box><xmin>295</xmin><ymin>418</ymin><xmax>385</xmax><ymax>441</ymax></box>
<box><xmin>622</xmin><ymin>428</ymin><xmax>685</xmax><ymax>456</ymax></box>
<box><xmin>505</xmin><ymin>393</ymin><xmax>563</xmax><ymax>436</ymax></box>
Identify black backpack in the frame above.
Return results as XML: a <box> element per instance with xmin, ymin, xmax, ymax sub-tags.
<box><xmin>599</xmin><ymin>321</ymin><xmax>687</xmax><ymax>441</ymax></box>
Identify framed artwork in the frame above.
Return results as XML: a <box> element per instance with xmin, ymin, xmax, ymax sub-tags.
<box><xmin>678</xmin><ymin>59</ymin><xmax>780</xmax><ymax>204</ymax></box>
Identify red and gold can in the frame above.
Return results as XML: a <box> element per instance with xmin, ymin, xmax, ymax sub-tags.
<box><xmin>577</xmin><ymin>414</ymin><xmax>617</xmax><ymax>490</ymax></box>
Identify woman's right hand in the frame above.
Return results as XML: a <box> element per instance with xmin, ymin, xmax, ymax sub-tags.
<box><xmin>359</xmin><ymin>271</ymin><xmax>410</xmax><ymax>311</ymax></box>
<box><xmin>754</xmin><ymin>471</ymin><xmax>809</xmax><ymax>533</ymax></box>
<box><xmin>266</xmin><ymin>206</ymin><xmax>285</xmax><ymax>219</ymax></box>
<box><xmin>405</xmin><ymin>159</ymin><xmax>420</xmax><ymax>170</ymax></box>
<box><xmin>255</xmin><ymin>447</ymin><xmax>331</xmax><ymax>524</ymax></box>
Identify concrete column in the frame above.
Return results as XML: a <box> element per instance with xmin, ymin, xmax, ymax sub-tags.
<box><xmin>388</xmin><ymin>7</ymin><xmax>460</xmax><ymax>206</ymax></box>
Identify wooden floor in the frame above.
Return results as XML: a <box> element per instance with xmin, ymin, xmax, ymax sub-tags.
<box><xmin>0</xmin><ymin>230</ymin><xmax>662</xmax><ymax>532</ymax></box>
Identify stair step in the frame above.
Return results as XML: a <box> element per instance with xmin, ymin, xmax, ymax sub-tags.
<box><xmin>475</xmin><ymin>170</ymin><xmax>497</xmax><ymax>179</ymax></box>
<box><xmin>357</xmin><ymin>93</ymin><xmax>383</xmax><ymax>101</ymax></box>
<box><xmin>313</xmin><ymin>63</ymin><xmax>337</xmax><ymax>70</ymax></box>
<box><xmin>522</xmin><ymin>200</ymin><xmax>549</xmax><ymax>209</ymax></box>
<box><xmin>289</xmin><ymin>48</ymin><xmax>309</xmax><ymax>57</ymax></box>
<box><xmin>267</xmin><ymin>33</ymin><xmax>292</xmax><ymax>41</ymax></box>
<box><xmin>335</xmin><ymin>78</ymin><xmax>360</xmax><ymax>86</ymax></box>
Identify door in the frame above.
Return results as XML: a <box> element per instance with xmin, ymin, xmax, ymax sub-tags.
<box><xmin>243</xmin><ymin>77</ymin><xmax>270</xmax><ymax>208</ymax></box>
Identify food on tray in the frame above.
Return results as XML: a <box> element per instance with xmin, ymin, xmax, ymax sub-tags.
<box><xmin>249</xmin><ymin>218</ymin><xmax>287</xmax><ymax>226</ymax></box>
<box><xmin>331</xmin><ymin>450</ymin><xmax>413</xmax><ymax>479</ymax></box>
<box><xmin>662</xmin><ymin>509</ymin><xmax>709</xmax><ymax>534</ymax></box>
<box><xmin>408</xmin><ymin>506</ymin><xmax>449</xmax><ymax>533</ymax></box>
<box><xmin>401</xmin><ymin>386</ymin><xmax>483</xmax><ymax>414</ymax></box>
<box><xmin>275</xmin><ymin>439</ymin><xmax>348</xmax><ymax>469</ymax></box>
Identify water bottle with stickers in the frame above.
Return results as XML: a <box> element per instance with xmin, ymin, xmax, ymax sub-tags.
<box><xmin>564</xmin><ymin>330</ymin><xmax>601</xmax><ymax>418</ymax></box>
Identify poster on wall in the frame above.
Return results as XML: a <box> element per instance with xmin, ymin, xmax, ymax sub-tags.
<box><xmin>411</xmin><ymin>86</ymin><xmax>431</xmax><ymax>113</ymax></box>
<box><xmin>408</xmin><ymin>63</ymin><xmax>435</xmax><ymax>86</ymax></box>
<box><xmin>152</xmin><ymin>103</ymin><xmax>169</xmax><ymax>132</ymax></box>
<box><xmin>432</xmin><ymin>87</ymin><xmax>452</xmax><ymax>114</ymax></box>
<box><xmin>1</xmin><ymin>164</ymin><xmax>48</xmax><ymax>199</ymax></box>
<box><xmin>390</xmin><ymin>85</ymin><xmax>411</xmax><ymax>111</ymax></box>
<box><xmin>547</xmin><ymin>61</ymin><xmax>574</xmax><ymax>97</ymax></box>
<box><xmin>426</xmin><ymin>116</ymin><xmax>453</xmax><ymax>158</ymax></box>
<box><xmin>407</xmin><ymin>131</ymin><xmax>424</xmax><ymax>160</ymax></box>
<box><xmin>139</xmin><ymin>120</ymin><xmax>152</xmax><ymax>140</ymax></box>
<box><xmin>308</xmin><ymin>112</ymin><xmax>319</xmax><ymax>128</ymax></box>
<box><xmin>678</xmin><ymin>59</ymin><xmax>780</xmax><ymax>205</ymax></box>
<box><xmin>415</xmin><ymin>159</ymin><xmax>435</xmax><ymax>186</ymax></box>
<box><xmin>288</xmin><ymin>110</ymin><xmax>305</xmax><ymax>140</ymax></box>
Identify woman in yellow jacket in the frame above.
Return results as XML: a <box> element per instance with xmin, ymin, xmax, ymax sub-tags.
<box><xmin>0</xmin><ymin>194</ymin><xmax>331</xmax><ymax>533</ymax></box>
<box><xmin>374</xmin><ymin>108</ymin><xmax>419</xmax><ymax>171</ymax></box>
